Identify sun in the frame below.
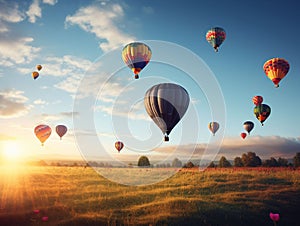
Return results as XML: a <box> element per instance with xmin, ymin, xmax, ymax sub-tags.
<box><xmin>2</xmin><ymin>141</ymin><xmax>21</xmax><ymax>161</ymax></box>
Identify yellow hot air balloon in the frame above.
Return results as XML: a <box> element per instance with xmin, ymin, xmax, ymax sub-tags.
<box><xmin>263</xmin><ymin>58</ymin><xmax>289</xmax><ymax>88</ymax></box>
<box><xmin>34</xmin><ymin>124</ymin><xmax>52</xmax><ymax>146</ymax></box>
<box><xmin>32</xmin><ymin>71</ymin><xmax>39</xmax><ymax>80</ymax></box>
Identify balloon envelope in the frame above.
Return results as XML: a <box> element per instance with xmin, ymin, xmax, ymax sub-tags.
<box><xmin>32</xmin><ymin>71</ymin><xmax>39</xmax><ymax>80</ymax></box>
<box><xmin>36</xmin><ymin>64</ymin><xmax>42</xmax><ymax>71</ymax></box>
<box><xmin>252</xmin><ymin>96</ymin><xmax>263</xmax><ymax>106</ymax></box>
<box><xmin>34</xmin><ymin>125</ymin><xmax>51</xmax><ymax>145</ymax></box>
<box><xmin>56</xmin><ymin>125</ymin><xmax>67</xmax><ymax>140</ymax></box>
<box><xmin>208</xmin><ymin>122</ymin><xmax>219</xmax><ymax>135</ymax></box>
<box><xmin>206</xmin><ymin>27</ymin><xmax>226</xmax><ymax>52</ymax></box>
<box><xmin>241</xmin><ymin>132</ymin><xmax>247</xmax><ymax>139</ymax></box>
<box><xmin>263</xmin><ymin>58</ymin><xmax>289</xmax><ymax>88</ymax></box>
<box><xmin>254</xmin><ymin>104</ymin><xmax>271</xmax><ymax>126</ymax></box>
<box><xmin>144</xmin><ymin>83</ymin><xmax>190</xmax><ymax>141</ymax></box>
<box><xmin>243</xmin><ymin>121</ymin><xmax>254</xmax><ymax>134</ymax></box>
<box><xmin>115</xmin><ymin>141</ymin><xmax>124</xmax><ymax>152</ymax></box>
<box><xmin>122</xmin><ymin>42</ymin><xmax>152</xmax><ymax>79</ymax></box>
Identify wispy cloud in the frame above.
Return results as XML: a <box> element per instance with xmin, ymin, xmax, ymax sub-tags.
<box><xmin>142</xmin><ymin>6</ymin><xmax>154</xmax><ymax>14</ymax></box>
<box><xmin>0</xmin><ymin>36</ymin><xmax>40</xmax><ymax>66</ymax></box>
<box><xmin>33</xmin><ymin>99</ymin><xmax>46</xmax><ymax>105</ymax></box>
<box><xmin>0</xmin><ymin>133</ymin><xmax>16</xmax><ymax>141</ymax></box>
<box><xmin>0</xmin><ymin>1</ymin><xmax>25</xmax><ymax>33</ymax></box>
<box><xmin>40</xmin><ymin>111</ymin><xmax>79</xmax><ymax>121</ymax></box>
<box><xmin>65</xmin><ymin>3</ymin><xmax>135</xmax><ymax>52</ymax></box>
<box><xmin>42</xmin><ymin>0</ymin><xmax>58</xmax><ymax>5</ymax></box>
<box><xmin>0</xmin><ymin>89</ymin><xmax>31</xmax><ymax>118</ymax></box>
<box><xmin>26</xmin><ymin>0</ymin><xmax>41</xmax><ymax>23</ymax></box>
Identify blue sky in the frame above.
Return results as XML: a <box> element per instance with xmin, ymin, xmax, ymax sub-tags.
<box><xmin>0</xmin><ymin>0</ymin><xmax>300</xmax><ymax>163</ymax></box>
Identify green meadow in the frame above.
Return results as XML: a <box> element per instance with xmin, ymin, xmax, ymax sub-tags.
<box><xmin>0</xmin><ymin>165</ymin><xmax>299</xmax><ymax>225</ymax></box>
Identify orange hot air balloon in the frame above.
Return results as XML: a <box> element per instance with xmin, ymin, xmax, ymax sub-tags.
<box><xmin>115</xmin><ymin>141</ymin><xmax>124</xmax><ymax>153</ymax></box>
<box><xmin>34</xmin><ymin>124</ymin><xmax>51</xmax><ymax>146</ymax></box>
<box><xmin>55</xmin><ymin>125</ymin><xmax>67</xmax><ymax>140</ymax></box>
<box><xmin>32</xmin><ymin>71</ymin><xmax>39</xmax><ymax>80</ymax></box>
<box><xmin>263</xmin><ymin>58</ymin><xmax>290</xmax><ymax>88</ymax></box>
<box><xmin>252</xmin><ymin>95</ymin><xmax>263</xmax><ymax>106</ymax></box>
<box><xmin>36</xmin><ymin>65</ymin><xmax>42</xmax><ymax>71</ymax></box>
<box><xmin>241</xmin><ymin>132</ymin><xmax>247</xmax><ymax>139</ymax></box>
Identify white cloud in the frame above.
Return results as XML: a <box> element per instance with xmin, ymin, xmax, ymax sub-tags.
<box><xmin>42</xmin><ymin>0</ymin><xmax>58</xmax><ymax>5</ymax></box>
<box><xmin>0</xmin><ymin>36</ymin><xmax>40</xmax><ymax>65</ymax></box>
<box><xmin>0</xmin><ymin>1</ymin><xmax>25</xmax><ymax>33</ymax></box>
<box><xmin>65</xmin><ymin>3</ymin><xmax>135</xmax><ymax>52</ymax></box>
<box><xmin>0</xmin><ymin>89</ymin><xmax>31</xmax><ymax>118</ymax></box>
<box><xmin>26</xmin><ymin>0</ymin><xmax>42</xmax><ymax>23</ymax></box>
<box><xmin>33</xmin><ymin>99</ymin><xmax>46</xmax><ymax>105</ymax></box>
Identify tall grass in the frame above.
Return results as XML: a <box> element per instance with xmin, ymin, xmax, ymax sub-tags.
<box><xmin>0</xmin><ymin>165</ymin><xmax>299</xmax><ymax>225</ymax></box>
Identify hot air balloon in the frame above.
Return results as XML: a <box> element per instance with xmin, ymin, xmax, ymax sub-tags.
<box><xmin>144</xmin><ymin>83</ymin><xmax>190</xmax><ymax>141</ymax></box>
<box><xmin>55</xmin><ymin>125</ymin><xmax>67</xmax><ymax>140</ymax></box>
<box><xmin>254</xmin><ymin>104</ymin><xmax>271</xmax><ymax>126</ymax></box>
<box><xmin>32</xmin><ymin>71</ymin><xmax>39</xmax><ymax>80</ymax></box>
<box><xmin>243</xmin><ymin>121</ymin><xmax>254</xmax><ymax>134</ymax></box>
<box><xmin>206</xmin><ymin>27</ymin><xmax>226</xmax><ymax>52</ymax></box>
<box><xmin>36</xmin><ymin>65</ymin><xmax>42</xmax><ymax>71</ymax></box>
<box><xmin>240</xmin><ymin>132</ymin><xmax>247</xmax><ymax>139</ymax></box>
<box><xmin>263</xmin><ymin>58</ymin><xmax>289</xmax><ymax>88</ymax></box>
<box><xmin>34</xmin><ymin>124</ymin><xmax>51</xmax><ymax>146</ymax></box>
<box><xmin>208</xmin><ymin>122</ymin><xmax>219</xmax><ymax>136</ymax></box>
<box><xmin>115</xmin><ymin>141</ymin><xmax>124</xmax><ymax>153</ymax></box>
<box><xmin>252</xmin><ymin>95</ymin><xmax>263</xmax><ymax>106</ymax></box>
<box><xmin>122</xmin><ymin>42</ymin><xmax>152</xmax><ymax>79</ymax></box>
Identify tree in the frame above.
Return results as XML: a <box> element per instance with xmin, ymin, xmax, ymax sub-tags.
<box><xmin>293</xmin><ymin>152</ymin><xmax>300</xmax><ymax>167</ymax></box>
<box><xmin>263</xmin><ymin>157</ymin><xmax>279</xmax><ymax>167</ymax></box>
<box><xmin>138</xmin><ymin>156</ymin><xmax>150</xmax><ymax>167</ymax></box>
<box><xmin>183</xmin><ymin>161</ymin><xmax>195</xmax><ymax>168</ymax></box>
<box><xmin>242</xmin><ymin>152</ymin><xmax>262</xmax><ymax>167</ymax></box>
<box><xmin>277</xmin><ymin>157</ymin><xmax>288</xmax><ymax>167</ymax></box>
<box><xmin>233</xmin><ymin>157</ymin><xmax>243</xmax><ymax>167</ymax></box>
<box><xmin>208</xmin><ymin>161</ymin><xmax>216</xmax><ymax>168</ymax></box>
<box><xmin>218</xmin><ymin>156</ymin><xmax>231</xmax><ymax>168</ymax></box>
<box><xmin>172</xmin><ymin>158</ymin><xmax>182</xmax><ymax>167</ymax></box>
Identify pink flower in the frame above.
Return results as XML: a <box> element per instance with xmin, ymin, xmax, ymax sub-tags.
<box><xmin>33</xmin><ymin>209</ymin><xmax>40</xmax><ymax>214</ymax></box>
<box><xmin>270</xmin><ymin>213</ymin><xmax>280</xmax><ymax>222</ymax></box>
<box><xmin>41</xmin><ymin>216</ymin><xmax>49</xmax><ymax>222</ymax></box>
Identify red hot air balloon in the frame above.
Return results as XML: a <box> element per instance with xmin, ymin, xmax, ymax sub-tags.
<box><xmin>252</xmin><ymin>96</ymin><xmax>263</xmax><ymax>106</ymax></box>
<box><xmin>55</xmin><ymin>125</ymin><xmax>67</xmax><ymax>140</ymax></box>
<box><xmin>241</xmin><ymin>132</ymin><xmax>247</xmax><ymax>139</ymax></box>
<box><xmin>115</xmin><ymin>141</ymin><xmax>124</xmax><ymax>153</ymax></box>
<box><xmin>34</xmin><ymin>125</ymin><xmax>51</xmax><ymax>146</ymax></box>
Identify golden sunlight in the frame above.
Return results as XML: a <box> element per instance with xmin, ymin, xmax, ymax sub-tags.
<box><xmin>3</xmin><ymin>141</ymin><xmax>21</xmax><ymax>161</ymax></box>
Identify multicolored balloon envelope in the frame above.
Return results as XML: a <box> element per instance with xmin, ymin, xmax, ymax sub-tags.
<box><xmin>206</xmin><ymin>27</ymin><xmax>226</xmax><ymax>52</ymax></box>
<box><xmin>254</xmin><ymin>104</ymin><xmax>271</xmax><ymax>126</ymax></box>
<box><xmin>56</xmin><ymin>125</ymin><xmax>67</xmax><ymax>140</ymax></box>
<box><xmin>144</xmin><ymin>83</ymin><xmax>190</xmax><ymax>141</ymax></box>
<box><xmin>208</xmin><ymin>122</ymin><xmax>219</xmax><ymax>136</ymax></box>
<box><xmin>115</xmin><ymin>141</ymin><xmax>124</xmax><ymax>153</ymax></box>
<box><xmin>243</xmin><ymin>121</ymin><xmax>254</xmax><ymax>134</ymax></box>
<box><xmin>34</xmin><ymin>124</ymin><xmax>52</xmax><ymax>146</ymax></box>
<box><xmin>252</xmin><ymin>95</ymin><xmax>263</xmax><ymax>106</ymax></box>
<box><xmin>122</xmin><ymin>42</ymin><xmax>152</xmax><ymax>79</ymax></box>
<box><xmin>263</xmin><ymin>58</ymin><xmax>289</xmax><ymax>88</ymax></box>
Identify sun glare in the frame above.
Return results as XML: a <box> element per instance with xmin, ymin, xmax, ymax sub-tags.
<box><xmin>3</xmin><ymin>141</ymin><xmax>21</xmax><ymax>161</ymax></box>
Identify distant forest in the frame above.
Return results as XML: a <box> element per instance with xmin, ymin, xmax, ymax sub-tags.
<box><xmin>20</xmin><ymin>152</ymin><xmax>300</xmax><ymax>168</ymax></box>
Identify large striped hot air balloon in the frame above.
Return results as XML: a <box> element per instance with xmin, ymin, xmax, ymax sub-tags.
<box><xmin>263</xmin><ymin>58</ymin><xmax>290</xmax><ymax>88</ymax></box>
<box><xmin>122</xmin><ymin>42</ymin><xmax>152</xmax><ymax>79</ymax></box>
<box><xmin>208</xmin><ymin>122</ymin><xmax>220</xmax><ymax>136</ymax></box>
<box><xmin>206</xmin><ymin>27</ymin><xmax>226</xmax><ymax>52</ymax></box>
<box><xmin>144</xmin><ymin>83</ymin><xmax>190</xmax><ymax>141</ymax></box>
<box><xmin>34</xmin><ymin>124</ymin><xmax>52</xmax><ymax>146</ymax></box>
<box><xmin>115</xmin><ymin>141</ymin><xmax>124</xmax><ymax>153</ymax></box>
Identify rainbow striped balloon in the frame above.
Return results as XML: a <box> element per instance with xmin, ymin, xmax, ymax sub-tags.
<box><xmin>206</xmin><ymin>27</ymin><xmax>226</xmax><ymax>52</ymax></box>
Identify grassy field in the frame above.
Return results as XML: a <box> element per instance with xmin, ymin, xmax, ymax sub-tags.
<box><xmin>0</xmin><ymin>165</ymin><xmax>299</xmax><ymax>226</ymax></box>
